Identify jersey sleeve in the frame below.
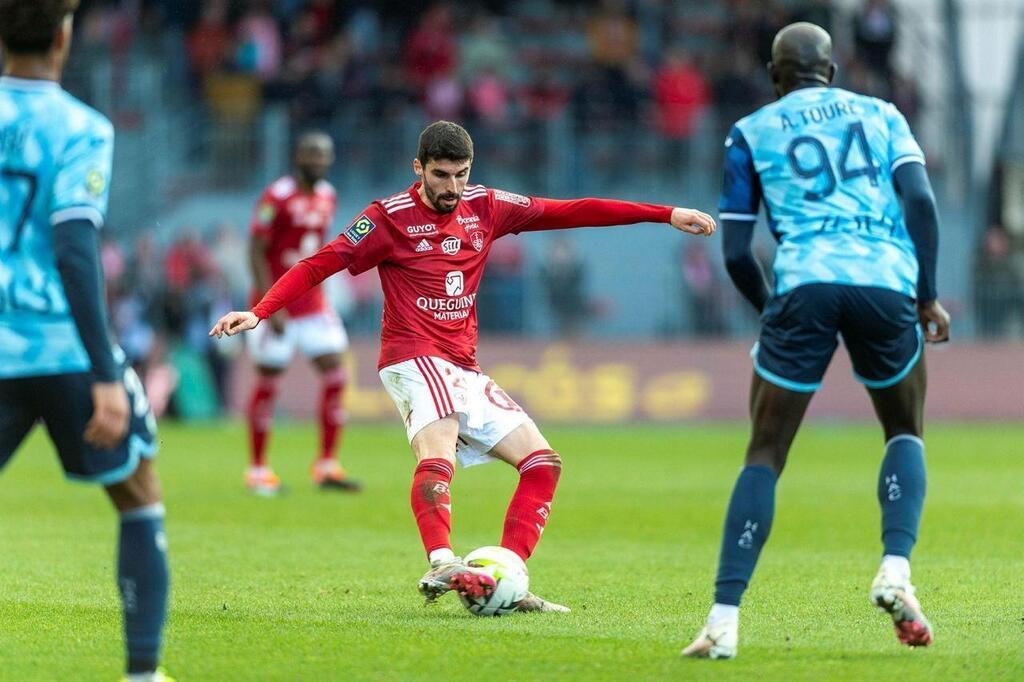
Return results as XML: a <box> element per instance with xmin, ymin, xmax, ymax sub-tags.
<box><xmin>250</xmin><ymin>188</ymin><xmax>279</xmax><ymax>236</ymax></box>
<box><xmin>885</xmin><ymin>104</ymin><xmax>926</xmax><ymax>173</ymax></box>
<box><xmin>49</xmin><ymin>115</ymin><xmax>114</xmax><ymax>229</ymax></box>
<box><xmin>490</xmin><ymin>189</ymin><xmax>547</xmax><ymax>237</ymax></box>
<box><xmin>718</xmin><ymin>125</ymin><xmax>761</xmax><ymax>222</ymax></box>
<box><xmin>328</xmin><ymin>204</ymin><xmax>394</xmax><ymax>275</ymax></box>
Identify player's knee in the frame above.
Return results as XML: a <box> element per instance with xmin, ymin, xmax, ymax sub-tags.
<box><xmin>322</xmin><ymin>366</ymin><xmax>346</xmax><ymax>387</ymax></box>
<box><xmin>106</xmin><ymin>460</ymin><xmax>162</xmax><ymax>512</ymax></box>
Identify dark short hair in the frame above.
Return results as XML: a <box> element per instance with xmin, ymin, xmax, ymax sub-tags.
<box><xmin>417</xmin><ymin>121</ymin><xmax>474</xmax><ymax>167</ymax></box>
<box><xmin>0</xmin><ymin>0</ymin><xmax>79</xmax><ymax>55</ymax></box>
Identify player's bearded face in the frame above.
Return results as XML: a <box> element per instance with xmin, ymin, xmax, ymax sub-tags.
<box><xmin>419</xmin><ymin>159</ymin><xmax>471</xmax><ymax>214</ymax></box>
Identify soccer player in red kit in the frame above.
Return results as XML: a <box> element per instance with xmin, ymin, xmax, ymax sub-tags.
<box><xmin>245</xmin><ymin>132</ymin><xmax>360</xmax><ymax>495</ymax></box>
<box><xmin>213</xmin><ymin>121</ymin><xmax>715</xmax><ymax>610</ymax></box>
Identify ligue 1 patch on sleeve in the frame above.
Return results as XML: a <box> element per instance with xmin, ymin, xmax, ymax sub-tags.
<box><xmin>257</xmin><ymin>202</ymin><xmax>276</xmax><ymax>225</ymax></box>
<box><xmin>85</xmin><ymin>168</ymin><xmax>107</xmax><ymax>197</ymax></box>
<box><xmin>494</xmin><ymin>190</ymin><xmax>531</xmax><ymax>207</ymax></box>
<box><xmin>344</xmin><ymin>214</ymin><xmax>376</xmax><ymax>245</ymax></box>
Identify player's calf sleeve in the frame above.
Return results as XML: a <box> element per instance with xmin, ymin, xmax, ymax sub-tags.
<box><xmin>118</xmin><ymin>503</ymin><xmax>169</xmax><ymax>675</ymax></box>
<box><xmin>411</xmin><ymin>458</ymin><xmax>455</xmax><ymax>557</ymax></box>
<box><xmin>501</xmin><ymin>450</ymin><xmax>562</xmax><ymax>561</ymax></box>
<box><xmin>877</xmin><ymin>435</ymin><xmax>927</xmax><ymax>559</ymax></box>
<box><xmin>247</xmin><ymin>375</ymin><xmax>279</xmax><ymax>467</ymax></box>
<box><xmin>318</xmin><ymin>368</ymin><xmax>346</xmax><ymax>460</ymax></box>
<box><xmin>714</xmin><ymin>465</ymin><xmax>778</xmax><ymax>606</ymax></box>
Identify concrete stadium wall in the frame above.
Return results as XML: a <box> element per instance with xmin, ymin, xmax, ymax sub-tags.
<box><xmin>227</xmin><ymin>340</ymin><xmax>1024</xmax><ymax>423</ymax></box>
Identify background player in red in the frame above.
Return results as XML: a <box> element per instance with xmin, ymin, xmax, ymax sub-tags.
<box><xmin>213</xmin><ymin>121</ymin><xmax>715</xmax><ymax>609</ymax></box>
<box><xmin>245</xmin><ymin>131</ymin><xmax>360</xmax><ymax>495</ymax></box>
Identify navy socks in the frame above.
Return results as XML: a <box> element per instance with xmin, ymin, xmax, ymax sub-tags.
<box><xmin>714</xmin><ymin>465</ymin><xmax>778</xmax><ymax>606</ymax></box>
<box><xmin>119</xmin><ymin>503</ymin><xmax>169</xmax><ymax>674</ymax></box>
<box><xmin>877</xmin><ymin>435</ymin><xmax>927</xmax><ymax>558</ymax></box>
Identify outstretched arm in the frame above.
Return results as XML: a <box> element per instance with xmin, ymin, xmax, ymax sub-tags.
<box><xmin>210</xmin><ymin>244</ymin><xmax>344</xmax><ymax>338</ymax></box>
<box><xmin>519</xmin><ymin>197</ymin><xmax>715</xmax><ymax>235</ymax></box>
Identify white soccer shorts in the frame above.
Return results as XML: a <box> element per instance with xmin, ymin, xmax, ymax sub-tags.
<box><xmin>248</xmin><ymin>309</ymin><xmax>349</xmax><ymax>369</ymax></box>
<box><xmin>379</xmin><ymin>355</ymin><xmax>533</xmax><ymax>468</ymax></box>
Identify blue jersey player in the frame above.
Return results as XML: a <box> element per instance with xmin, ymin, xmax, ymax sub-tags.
<box><xmin>0</xmin><ymin>2</ymin><xmax>170</xmax><ymax>679</ymax></box>
<box><xmin>683</xmin><ymin>23</ymin><xmax>949</xmax><ymax>659</ymax></box>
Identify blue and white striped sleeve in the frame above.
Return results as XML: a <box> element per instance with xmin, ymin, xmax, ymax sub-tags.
<box><xmin>885</xmin><ymin>103</ymin><xmax>926</xmax><ymax>173</ymax></box>
<box><xmin>719</xmin><ymin>126</ymin><xmax>761</xmax><ymax>222</ymax></box>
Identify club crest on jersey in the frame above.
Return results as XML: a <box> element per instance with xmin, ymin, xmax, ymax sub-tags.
<box><xmin>470</xmin><ymin>231</ymin><xmax>484</xmax><ymax>252</ymax></box>
<box><xmin>445</xmin><ymin>271</ymin><xmax>464</xmax><ymax>296</ymax></box>
<box><xmin>441</xmin><ymin>236</ymin><xmax>461</xmax><ymax>256</ymax></box>
<box><xmin>344</xmin><ymin>215</ymin><xmax>375</xmax><ymax>245</ymax></box>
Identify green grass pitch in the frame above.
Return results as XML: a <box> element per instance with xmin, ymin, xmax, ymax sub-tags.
<box><xmin>1</xmin><ymin>422</ymin><xmax>1022</xmax><ymax>680</ymax></box>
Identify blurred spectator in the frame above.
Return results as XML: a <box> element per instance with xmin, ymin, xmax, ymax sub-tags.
<box><xmin>209</xmin><ymin>222</ymin><xmax>250</xmax><ymax>306</ymax></box>
<box><xmin>681</xmin><ymin>242</ymin><xmax>725</xmax><ymax>337</ymax></box>
<box><xmin>404</xmin><ymin>4</ymin><xmax>459</xmax><ymax>94</ymax></box>
<box><xmin>478</xmin><ymin>239</ymin><xmax>525</xmax><ymax>333</ymax></box>
<box><xmin>541</xmin><ymin>237</ymin><xmax>589</xmax><ymax>337</ymax></box>
<box><xmin>653</xmin><ymin>48</ymin><xmax>709</xmax><ymax>176</ymax></box>
<box><xmin>974</xmin><ymin>226</ymin><xmax>1024</xmax><ymax>338</ymax></box>
<box><xmin>854</xmin><ymin>0</ymin><xmax>897</xmax><ymax>77</ymax></box>
<box><xmin>236</xmin><ymin>1</ymin><xmax>282</xmax><ymax>81</ymax></box>
<box><xmin>185</xmin><ymin>0</ymin><xmax>230</xmax><ymax>80</ymax></box>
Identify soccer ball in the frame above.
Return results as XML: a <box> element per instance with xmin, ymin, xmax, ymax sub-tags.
<box><xmin>459</xmin><ymin>546</ymin><xmax>529</xmax><ymax>616</ymax></box>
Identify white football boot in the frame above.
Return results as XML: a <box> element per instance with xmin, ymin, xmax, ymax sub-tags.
<box><xmin>515</xmin><ymin>592</ymin><xmax>571</xmax><ymax>613</ymax></box>
<box><xmin>682</xmin><ymin>615</ymin><xmax>738</xmax><ymax>659</ymax></box>
<box><xmin>870</xmin><ymin>563</ymin><xmax>933</xmax><ymax>647</ymax></box>
<box><xmin>418</xmin><ymin>557</ymin><xmax>496</xmax><ymax>603</ymax></box>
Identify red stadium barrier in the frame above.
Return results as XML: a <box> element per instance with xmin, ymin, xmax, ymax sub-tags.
<box><xmin>228</xmin><ymin>340</ymin><xmax>1024</xmax><ymax>422</ymax></box>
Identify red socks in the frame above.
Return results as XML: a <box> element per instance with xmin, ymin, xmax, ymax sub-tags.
<box><xmin>247</xmin><ymin>375</ymin><xmax>278</xmax><ymax>468</ymax></box>
<box><xmin>317</xmin><ymin>368</ymin><xmax>346</xmax><ymax>461</ymax></box>
<box><xmin>501</xmin><ymin>450</ymin><xmax>562</xmax><ymax>561</ymax></box>
<box><xmin>411</xmin><ymin>458</ymin><xmax>455</xmax><ymax>556</ymax></box>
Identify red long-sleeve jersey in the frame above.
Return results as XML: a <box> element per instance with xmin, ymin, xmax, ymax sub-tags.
<box><xmin>252</xmin><ymin>183</ymin><xmax>673</xmax><ymax>370</ymax></box>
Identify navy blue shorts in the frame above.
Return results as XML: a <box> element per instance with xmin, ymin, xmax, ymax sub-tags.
<box><xmin>752</xmin><ymin>284</ymin><xmax>922</xmax><ymax>392</ymax></box>
<box><xmin>0</xmin><ymin>360</ymin><xmax>158</xmax><ymax>485</ymax></box>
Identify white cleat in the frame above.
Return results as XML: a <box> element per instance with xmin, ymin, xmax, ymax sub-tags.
<box><xmin>515</xmin><ymin>591</ymin><xmax>571</xmax><ymax>613</ymax></box>
<box><xmin>682</xmin><ymin>618</ymin><xmax>738</xmax><ymax>659</ymax></box>
<box><xmin>418</xmin><ymin>558</ymin><xmax>495</xmax><ymax>603</ymax></box>
<box><xmin>870</xmin><ymin>566</ymin><xmax>933</xmax><ymax>647</ymax></box>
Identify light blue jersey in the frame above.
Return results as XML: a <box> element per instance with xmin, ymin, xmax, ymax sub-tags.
<box><xmin>0</xmin><ymin>76</ymin><xmax>114</xmax><ymax>378</ymax></box>
<box><xmin>720</xmin><ymin>87</ymin><xmax>926</xmax><ymax>298</ymax></box>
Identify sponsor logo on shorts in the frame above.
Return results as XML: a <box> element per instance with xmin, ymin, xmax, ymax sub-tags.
<box><xmin>445</xmin><ymin>271</ymin><xmax>464</xmax><ymax>296</ymax></box>
<box><xmin>344</xmin><ymin>214</ymin><xmax>376</xmax><ymax>245</ymax></box>
<box><xmin>415</xmin><ymin>238</ymin><xmax>433</xmax><ymax>253</ymax></box>
<box><xmin>442</xmin><ymin>236</ymin><xmax>461</xmax><ymax>256</ymax></box>
<box><xmin>484</xmin><ymin>380</ymin><xmax>523</xmax><ymax>412</ymax></box>
<box><xmin>406</xmin><ymin>223</ymin><xmax>438</xmax><ymax>236</ymax></box>
<box><xmin>494</xmin><ymin>190</ymin><xmax>531</xmax><ymax>207</ymax></box>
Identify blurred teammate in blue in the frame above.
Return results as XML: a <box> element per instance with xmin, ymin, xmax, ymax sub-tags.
<box><xmin>683</xmin><ymin>23</ymin><xmax>949</xmax><ymax>659</ymax></box>
<box><xmin>0</xmin><ymin>2</ymin><xmax>170</xmax><ymax>679</ymax></box>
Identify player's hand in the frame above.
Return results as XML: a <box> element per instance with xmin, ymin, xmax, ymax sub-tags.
<box><xmin>84</xmin><ymin>382</ymin><xmax>130</xmax><ymax>450</ymax></box>
<box><xmin>269</xmin><ymin>311</ymin><xmax>287</xmax><ymax>335</ymax></box>
<box><xmin>918</xmin><ymin>300</ymin><xmax>950</xmax><ymax>343</ymax></box>
<box><xmin>670</xmin><ymin>208</ymin><xmax>716</xmax><ymax>236</ymax></box>
<box><xmin>209</xmin><ymin>311</ymin><xmax>261</xmax><ymax>338</ymax></box>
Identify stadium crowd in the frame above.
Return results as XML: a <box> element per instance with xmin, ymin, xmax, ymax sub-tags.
<box><xmin>38</xmin><ymin>0</ymin><xmax>1017</xmax><ymax>417</ymax></box>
